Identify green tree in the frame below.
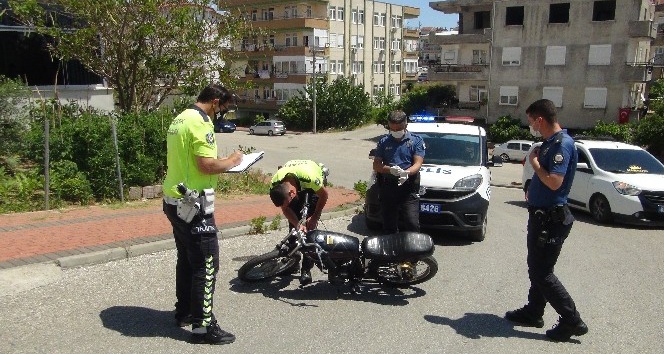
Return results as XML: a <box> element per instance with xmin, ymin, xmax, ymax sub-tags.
<box><xmin>7</xmin><ymin>0</ymin><xmax>260</xmax><ymax>113</ymax></box>
<box><xmin>277</xmin><ymin>76</ymin><xmax>372</xmax><ymax>131</ymax></box>
<box><xmin>400</xmin><ymin>86</ymin><xmax>429</xmax><ymax>116</ymax></box>
<box><xmin>371</xmin><ymin>92</ymin><xmax>401</xmax><ymax>127</ymax></box>
<box><xmin>398</xmin><ymin>84</ymin><xmax>457</xmax><ymax>116</ymax></box>
<box><xmin>488</xmin><ymin>115</ymin><xmax>530</xmax><ymax>143</ymax></box>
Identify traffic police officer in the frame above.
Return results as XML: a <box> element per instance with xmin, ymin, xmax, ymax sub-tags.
<box><xmin>505</xmin><ymin>99</ymin><xmax>588</xmax><ymax>342</ymax></box>
<box><xmin>269</xmin><ymin>159</ymin><xmax>329</xmax><ymax>285</ymax></box>
<box><xmin>372</xmin><ymin>110</ymin><xmax>425</xmax><ymax>234</ymax></box>
<box><xmin>162</xmin><ymin>84</ymin><xmax>242</xmax><ymax>345</ymax></box>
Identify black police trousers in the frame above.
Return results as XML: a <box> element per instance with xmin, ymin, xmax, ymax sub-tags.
<box><xmin>524</xmin><ymin>208</ymin><xmax>581</xmax><ymax>324</ymax></box>
<box><xmin>378</xmin><ymin>173</ymin><xmax>420</xmax><ymax>234</ymax></box>
<box><xmin>163</xmin><ymin>202</ymin><xmax>219</xmax><ymax>328</ymax></box>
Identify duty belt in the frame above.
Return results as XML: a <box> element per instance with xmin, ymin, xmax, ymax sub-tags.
<box><xmin>528</xmin><ymin>204</ymin><xmax>569</xmax><ymax>223</ymax></box>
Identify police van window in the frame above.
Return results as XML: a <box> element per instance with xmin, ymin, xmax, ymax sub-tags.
<box><xmin>421</xmin><ymin>133</ymin><xmax>481</xmax><ymax>166</ymax></box>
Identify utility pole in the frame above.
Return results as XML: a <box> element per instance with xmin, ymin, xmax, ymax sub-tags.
<box><xmin>312</xmin><ymin>47</ymin><xmax>317</xmax><ymax>134</ymax></box>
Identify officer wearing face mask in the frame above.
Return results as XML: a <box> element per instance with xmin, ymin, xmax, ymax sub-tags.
<box><xmin>162</xmin><ymin>84</ymin><xmax>242</xmax><ymax>345</ymax></box>
<box><xmin>372</xmin><ymin>110</ymin><xmax>425</xmax><ymax>234</ymax></box>
<box><xmin>505</xmin><ymin>99</ymin><xmax>587</xmax><ymax>342</ymax></box>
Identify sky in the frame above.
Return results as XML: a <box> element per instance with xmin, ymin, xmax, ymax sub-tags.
<box><xmin>387</xmin><ymin>0</ymin><xmax>459</xmax><ymax>29</ymax></box>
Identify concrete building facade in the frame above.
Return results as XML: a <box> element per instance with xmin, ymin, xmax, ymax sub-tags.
<box><xmin>429</xmin><ymin>0</ymin><xmax>656</xmax><ymax>128</ymax></box>
<box><xmin>220</xmin><ymin>0</ymin><xmax>420</xmax><ymax>120</ymax></box>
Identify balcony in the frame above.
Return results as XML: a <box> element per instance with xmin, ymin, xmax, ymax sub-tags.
<box><xmin>427</xmin><ymin>64</ymin><xmax>489</xmax><ymax>81</ymax></box>
<box><xmin>431</xmin><ymin>31</ymin><xmax>491</xmax><ymax>45</ymax></box>
<box><xmin>402</xmin><ymin>50</ymin><xmax>419</xmax><ymax>58</ymax></box>
<box><xmin>622</xmin><ymin>63</ymin><xmax>652</xmax><ymax>83</ymax></box>
<box><xmin>628</xmin><ymin>20</ymin><xmax>656</xmax><ymax>40</ymax></box>
<box><xmin>238</xmin><ymin>71</ymin><xmax>309</xmax><ymax>85</ymax></box>
<box><xmin>246</xmin><ymin>15</ymin><xmax>329</xmax><ymax>31</ymax></box>
<box><xmin>236</xmin><ymin>97</ymin><xmax>283</xmax><ymax>111</ymax></box>
<box><xmin>403</xmin><ymin>28</ymin><xmax>419</xmax><ymax>38</ymax></box>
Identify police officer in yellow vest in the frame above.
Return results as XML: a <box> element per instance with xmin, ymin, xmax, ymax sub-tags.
<box><xmin>269</xmin><ymin>160</ymin><xmax>329</xmax><ymax>285</ymax></box>
<box><xmin>162</xmin><ymin>84</ymin><xmax>242</xmax><ymax>345</ymax></box>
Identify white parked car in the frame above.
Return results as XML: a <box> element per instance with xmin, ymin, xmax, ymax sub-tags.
<box><xmin>249</xmin><ymin>120</ymin><xmax>286</xmax><ymax>136</ymax></box>
<box><xmin>522</xmin><ymin>139</ymin><xmax>664</xmax><ymax>226</ymax></box>
<box><xmin>492</xmin><ymin>139</ymin><xmax>535</xmax><ymax>162</ymax></box>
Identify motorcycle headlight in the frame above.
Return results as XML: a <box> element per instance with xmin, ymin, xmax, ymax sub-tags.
<box><xmin>612</xmin><ymin>181</ymin><xmax>641</xmax><ymax>196</ymax></box>
<box><xmin>453</xmin><ymin>174</ymin><xmax>483</xmax><ymax>191</ymax></box>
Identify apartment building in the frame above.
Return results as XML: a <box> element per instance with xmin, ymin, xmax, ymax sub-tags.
<box><xmin>219</xmin><ymin>0</ymin><xmax>420</xmax><ymax>120</ymax></box>
<box><xmin>429</xmin><ymin>0</ymin><xmax>656</xmax><ymax>128</ymax></box>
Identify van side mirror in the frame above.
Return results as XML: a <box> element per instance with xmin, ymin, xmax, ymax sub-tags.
<box><xmin>576</xmin><ymin>162</ymin><xmax>592</xmax><ymax>174</ymax></box>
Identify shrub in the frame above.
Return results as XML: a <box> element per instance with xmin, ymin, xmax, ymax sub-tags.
<box><xmin>633</xmin><ymin>114</ymin><xmax>664</xmax><ymax>161</ymax></box>
<box><xmin>0</xmin><ymin>167</ymin><xmax>44</xmax><ymax>213</ymax></box>
<box><xmin>353</xmin><ymin>180</ymin><xmax>368</xmax><ymax>199</ymax></box>
<box><xmin>24</xmin><ymin>101</ymin><xmax>171</xmax><ymax>200</ymax></box>
<box><xmin>488</xmin><ymin>115</ymin><xmax>531</xmax><ymax>143</ymax></box>
<box><xmin>580</xmin><ymin>121</ymin><xmax>635</xmax><ymax>143</ymax></box>
<box><xmin>50</xmin><ymin>160</ymin><xmax>93</xmax><ymax>204</ymax></box>
<box><xmin>0</xmin><ymin>76</ymin><xmax>31</xmax><ymax>159</ymax></box>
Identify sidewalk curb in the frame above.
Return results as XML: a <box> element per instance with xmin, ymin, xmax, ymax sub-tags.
<box><xmin>55</xmin><ymin>204</ymin><xmax>362</xmax><ymax>269</ymax></box>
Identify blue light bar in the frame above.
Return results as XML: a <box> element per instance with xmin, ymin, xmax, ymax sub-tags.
<box><xmin>408</xmin><ymin>115</ymin><xmax>436</xmax><ymax>123</ymax></box>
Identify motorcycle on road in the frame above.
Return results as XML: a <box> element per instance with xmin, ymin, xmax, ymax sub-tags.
<box><xmin>237</xmin><ymin>195</ymin><xmax>438</xmax><ymax>289</ymax></box>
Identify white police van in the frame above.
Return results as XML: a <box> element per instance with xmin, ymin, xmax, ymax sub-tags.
<box><xmin>364</xmin><ymin>116</ymin><xmax>502</xmax><ymax>241</ymax></box>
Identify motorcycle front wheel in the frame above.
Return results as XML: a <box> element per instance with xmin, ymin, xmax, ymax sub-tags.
<box><xmin>373</xmin><ymin>256</ymin><xmax>438</xmax><ymax>288</ymax></box>
<box><xmin>237</xmin><ymin>250</ymin><xmax>300</xmax><ymax>282</ymax></box>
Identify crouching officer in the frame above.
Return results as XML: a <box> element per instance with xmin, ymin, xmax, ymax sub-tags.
<box><xmin>505</xmin><ymin>99</ymin><xmax>588</xmax><ymax>342</ymax></box>
<box><xmin>162</xmin><ymin>84</ymin><xmax>242</xmax><ymax>345</ymax></box>
<box><xmin>372</xmin><ymin>110</ymin><xmax>425</xmax><ymax>234</ymax></box>
<box><xmin>269</xmin><ymin>160</ymin><xmax>329</xmax><ymax>285</ymax></box>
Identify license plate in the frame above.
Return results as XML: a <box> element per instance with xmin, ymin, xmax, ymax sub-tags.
<box><xmin>420</xmin><ymin>203</ymin><xmax>442</xmax><ymax>214</ymax></box>
<box><xmin>658</xmin><ymin>205</ymin><xmax>664</xmax><ymax>214</ymax></box>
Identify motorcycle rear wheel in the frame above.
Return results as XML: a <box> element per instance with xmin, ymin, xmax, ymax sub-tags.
<box><xmin>374</xmin><ymin>256</ymin><xmax>438</xmax><ymax>288</ymax></box>
<box><xmin>237</xmin><ymin>250</ymin><xmax>299</xmax><ymax>282</ymax></box>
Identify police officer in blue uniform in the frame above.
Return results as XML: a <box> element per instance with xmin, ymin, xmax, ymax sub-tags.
<box><xmin>505</xmin><ymin>99</ymin><xmax>588</xmax><ymax>342</ymax></box>
<box><xmin>372</xmin><ymin>110</ymin><xmax>425</xmax><ymax>234</ymax></box>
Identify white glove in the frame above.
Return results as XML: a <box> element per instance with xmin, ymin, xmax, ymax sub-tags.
<box><xmin>398</xmin><ymin>170</ymin><xmax>409</xmax><ymax>185</ymax></box>
<box><xmin>389</xmin><ymin>165</ymin><xmax>403</xmax><ymax>176</ymax></box>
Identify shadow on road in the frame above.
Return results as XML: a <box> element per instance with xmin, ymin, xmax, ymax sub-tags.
<box><xmin>100</xmin><ymin>306</ymin><xmax>189</xmax><ymax>341</ymax></box>
<box><xmin>229</xmin><ymin>275</ymin><xmax>427</xmax><ymax>307</ymax></box>
<box><xmin>424</xmin><ymin>313</ymin><xmax>580</xmax><ymax>343</ymax></box>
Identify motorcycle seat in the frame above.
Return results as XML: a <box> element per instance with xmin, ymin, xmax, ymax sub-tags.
<box><xmin>361</xmin><ymin>232</ymin><xmax>434</xmax><ymax>261</ymax></box>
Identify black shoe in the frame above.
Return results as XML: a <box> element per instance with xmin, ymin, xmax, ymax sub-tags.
<box><xmin>299</xmin><ymin>269</ymin><xmax>312</xmax><ymax>285</ymax></box>
<box><xmin>505</xmin><ymin>307</ymin><xmax>545</xmax><ymax>328</ymax></box>
<box><xmin>190</xmin><ymin>320</ymin><xmax>235</xmax><ymax>345</ymax></box>
<box><xmin>175</xmin><ymin>314</ymin><xmax>193</xmax><ymax>327</ymax></box>
<box><xmin>546</xmin><ymin>318</ymin><xmax>588</xmax><ymax>342</ymax></box>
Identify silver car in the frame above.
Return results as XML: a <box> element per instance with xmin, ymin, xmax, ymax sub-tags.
<box><xmin>249</xmin><ymin>120</ymin><xmax>286</xmax><ymax>136</ymax></box>
<box><xmin>492</xmin><ymin>139</ymin><xmax>534</xmax><ymax>162</ymax></box>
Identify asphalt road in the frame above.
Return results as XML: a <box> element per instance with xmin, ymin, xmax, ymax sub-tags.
<box><xmin>215</xmin><ymin>124</ymin><xmax>523</xmax><ymax>190</ymax></box>
<box><xmin>1</xmin><ymin>186</ymin><xmax>662</xmax><ymax>353</ymax></box>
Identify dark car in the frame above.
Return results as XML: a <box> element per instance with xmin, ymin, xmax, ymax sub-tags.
<box><xmin>214</xmin><ymin>120</ymin><xmax>236</xmax><ymax>133</ymax></box>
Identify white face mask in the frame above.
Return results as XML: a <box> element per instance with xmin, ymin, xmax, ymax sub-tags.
<box><xmin>391</xmin><ymin>130</ymin><xmax>405</xmax><ymax>139</ymax></box>
<box><xmin>529</xmin><ymin>125</ymin><xmax>542</xmax><ymax>138</ymax></box>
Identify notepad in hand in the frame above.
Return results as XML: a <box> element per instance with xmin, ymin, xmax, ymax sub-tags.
<box><xmin>226</xmin><ymin>151</ymin><xmax>265</xmax><ymax>173</ymax></box>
